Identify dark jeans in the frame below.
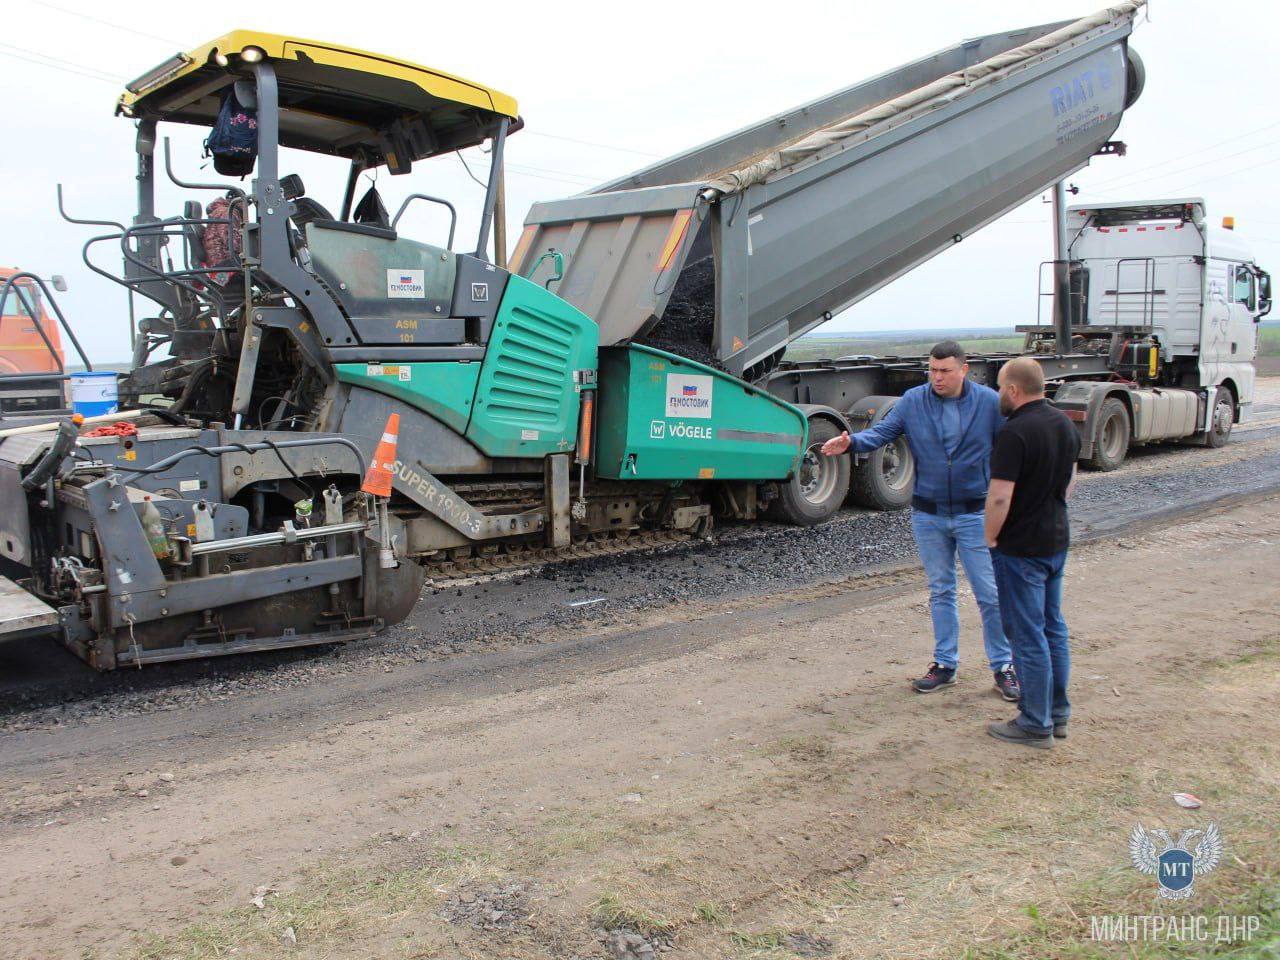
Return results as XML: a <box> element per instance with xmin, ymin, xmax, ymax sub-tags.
<box><xmin>990</xmin><ymin>548</ymin><xmax>1070</xmax><ymax>735</ymax></box>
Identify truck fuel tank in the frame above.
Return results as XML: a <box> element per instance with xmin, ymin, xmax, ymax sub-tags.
<box><xmin>1131</xmin><ymin>387</ymin><xmax>1199</xmax><ymax>442</ymax></box>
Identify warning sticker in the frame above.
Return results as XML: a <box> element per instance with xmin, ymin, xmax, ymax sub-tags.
<box><xmin>665</xmin><ymin>374</ymin><xmax>713</xmax><ymax>419</ymax></box>
<box><xmin>365</xmin><ymin>364</ymin><xmax>412</xmax><ymax>382</ymax></box>
<box><xmin>386</xmin><ymin>268</ymin><xmax>426</xmax><ymax>299</ymax></box>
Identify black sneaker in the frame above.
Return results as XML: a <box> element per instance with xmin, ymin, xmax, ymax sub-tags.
<box><xmin>993</xmin><ymin>664</ymin><xmax>1020</xmax><ymax>702</ymax></box>
<box><xmin>1053</xmin><ymin>721</ymin><xmax>1068</xmax><ymax>739</ymax></box>
<box><xmin>987</xmin><ymin>719</ymin><xmax>1052</xmax><ymax>750</ymax></box>
<box><xmin>911</xmin><ymin>662</ymin><xmax>956</xmax><ymax>693</ymax></box>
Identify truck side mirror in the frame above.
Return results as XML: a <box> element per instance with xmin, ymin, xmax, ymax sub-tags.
<box><xmin>51</xmin><ymin>274</ymin><xmax>68</xmax><ymax>292</ymax></box>
<box><xmin>1258</xmin><ymin>271</ymin><xmax>1272</xmax><ymax>320</ymax></box>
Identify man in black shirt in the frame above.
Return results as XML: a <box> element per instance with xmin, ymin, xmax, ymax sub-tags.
<box><xmin>983</xmin><ymin>358</ymin><xmax>1080</xmax><ymax>749</ymax></box>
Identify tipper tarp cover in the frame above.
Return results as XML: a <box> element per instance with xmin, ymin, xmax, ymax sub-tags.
<box><xmin>704</xmin><ymin>1</ymin><xmax>1146</xmax><ymax>196</ymax></box>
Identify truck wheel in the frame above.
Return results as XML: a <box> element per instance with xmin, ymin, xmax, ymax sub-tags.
<box><xmin>849</xmin><ymin>435</ymin><xmax>914</xmax><ymax>510</ymax></box>
<box><xmin>1086</xmin><ymin>397</ymin><xmax>1129</xmax><ymax>471</ymax></box>
<box><xmin>768</xmin><ymin>418</ymin><xmax>850</xmax><ymax>526</ymax></box>
<box><xmin>1205</xmin><ymin>387</ymin><xmax>1234</xmax><ymax>448</ymax></box>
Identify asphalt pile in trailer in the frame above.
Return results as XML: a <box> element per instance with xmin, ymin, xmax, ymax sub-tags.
<box><xmin>635</xmin><ymin>256</ymin><xmax>726</xmax><ymax>371</ymax></box>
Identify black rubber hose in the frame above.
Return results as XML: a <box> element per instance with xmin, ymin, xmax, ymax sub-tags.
<box><xmin>22</xmin><ymin>422</ymin><xmax>78</xmax><ymax>491</ymax></box>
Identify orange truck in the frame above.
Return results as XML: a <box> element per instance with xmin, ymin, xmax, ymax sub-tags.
<box><xmin>0</xmin><ymin>268</ymin><xmax>65</xmax><ymax>375</ymax></box>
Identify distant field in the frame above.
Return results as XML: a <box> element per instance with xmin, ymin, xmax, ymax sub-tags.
<box><xmin>1261</xmin><ymin>326</ymin><xmax>1279</xmax><ymax>355</ymax></box>
<box><xmin>788</xmin><ymin>325</ymin><xmax>1280</xmax><ymax>362</ymax></box>
<box><xmin>784</xmin><ymin>334</ymin><xmax>1024</xmax><ymax>362</ymax></box>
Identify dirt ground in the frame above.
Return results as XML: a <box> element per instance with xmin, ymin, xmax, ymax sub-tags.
<box><xmin>2</xmin><ymin>489</ymin><xmax>1277</xmax><ymax>959</ymax></box>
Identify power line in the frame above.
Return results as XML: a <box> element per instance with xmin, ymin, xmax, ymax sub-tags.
<box><xmin>0</xmin><ymin>43</ymin><xmax>623</xmax><ymax>189</ymax></box>
<box><xmin>1162</xmin><ymin>152</ymin><xmax>1280</xmax><ymax>193</ymax></box>
<box><xmin>1083</xmin><ymin>117</ymin><xmax>1280</xmax><ymax>191</ymax></box>
<box><xmin>507</xmin><ymin>160</ymin><xmax>602</xmax><ymax>183</ymax></box>
<box><xmin>432</xmin><ymin>149</ymin><xmax>601</xmax><ymax>188</ymax></box>
<box><xmin>8</xmin><ymin>6</ymin><xmax>640</xmax><ymax>192</ymax></box>
<box><xmin>1090</xmin><ymin>134</ymin><xmax>1280</xmax><ymax>196</ymax></box>
<box><xmin>509</xmin><ymin>168</ymin><xmax>596</xmax><ymax>187</ymax></box>
<box><xmin>524</xmin><ymin>131</ymin><xmax>662</xmax><ymax>159</ymax></box>
<box><xmin>0</xmin><ymin>44</ymin><xmax>122</xmax><ymax>85</ymax></box>
<box><xmin>28</xmin><ymin>0</ymin><xmax>183</xmax><ymax>46</ymax></box>
<box><xmin>25</xmin><ymin>0</ymin><xmax>664</xmax><ymax>171</ymax></box>
<box><xmin>0</xmin><ymin>48</ymin><xmax>610</xmax><ymax>188</ymax></box>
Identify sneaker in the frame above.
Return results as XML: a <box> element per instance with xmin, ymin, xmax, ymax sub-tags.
<box><xmin>911</xmin><ymin>662</ymin><xmax>956</xmax><ymax>693</ymax></box>
<box><xmin>993</xmin><ymin>664</ymin><xmax>1020</xmax><ymax>702</ymax></box>
<box><xmin>987</xmin><ymin>719</ymin><xmax>1052</xmax><ymax>750</ymax></box>
<box><xmin>1053</xmin><ymin>721</ymin><xmax>1068</xmax><ymax>739</ymax></box>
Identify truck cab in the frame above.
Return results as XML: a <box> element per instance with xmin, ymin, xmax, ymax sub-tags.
<box><xmin>1064</xmin><ymin>199</ymin><xmax>1271</xmax><ymax>421</ymax></box>
<box><xmin>0</xmin><ymin>269</ymin><xmax>64</xmax><ymax>377</ymax></box>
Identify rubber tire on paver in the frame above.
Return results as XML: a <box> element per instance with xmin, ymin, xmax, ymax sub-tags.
<box><xmin>849</xmin><ymin>434</ymin><xmax>914</xmax><ymax>511</ymax></box>
<box><xmin>1204</xmin><ymin>386</ymin><xmax>1234</xmax><ymax>448</ymax></box>
<box><xmin>1086</xmin><ymin>397</ymin><xmax>1129</xmax><ymax>471</ymax></box>
<box><xmin>768</xmin><ymin>418</ymin><xmax>851</xmax><ymax>526</ymax></box>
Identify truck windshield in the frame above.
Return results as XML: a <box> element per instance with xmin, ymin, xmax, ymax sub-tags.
<box><xmin>0</xmin><ymin>283</ymin><xmax>36</xmax><ymax>319</ymax></box>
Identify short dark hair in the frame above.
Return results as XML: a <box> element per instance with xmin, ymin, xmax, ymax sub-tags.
<box><xmin>930</xmin><ymin>340</ymin><xmax>967</xmax><ymax>363</ymax></box>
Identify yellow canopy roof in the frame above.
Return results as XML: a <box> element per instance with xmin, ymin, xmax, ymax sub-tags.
<box><xmin>117</xmin><ymin>30</ymin><xmax>519</xmax><ymax>166</ymax></box>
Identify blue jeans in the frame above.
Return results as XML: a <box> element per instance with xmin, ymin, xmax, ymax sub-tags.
<box><xmin>909</xmin><ymin>510</ymin><xmax>1011</xmax><ymax>671</ymax></box>
<box><xmin>990</xmin><ymin>549</ymin><xmax>1071</xmax><ymax>736</ymax></box>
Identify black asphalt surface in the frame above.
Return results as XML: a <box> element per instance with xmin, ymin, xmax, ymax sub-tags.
<box><xmin>2</xmin><ymin>425</ymin><xmax>1278</xmax><ymax>732</ymax></box>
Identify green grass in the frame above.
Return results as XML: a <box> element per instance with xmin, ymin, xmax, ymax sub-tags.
<box><xmin>592</xmin><ymin>892</ymin><xmax>677</xmax><ymax>939</ymax></box>
<box><xmin>729</xmin><ymin>928</ymin><xmax>788</xmax><ymax>951</ymax></box>
<box><xmin>959</xmin><ymin>875</ymin><xmax>1280</xmax><ymax>959</ymax></box>
<box><xmin>695</xmin><ymin>901</ymin><xmax>729</xmax><ymax>925</ymax></box>
<box><xmin>1260</xmin><ymin>326</ymin><xmax>1280</xmax><ymax>356</ymax></box>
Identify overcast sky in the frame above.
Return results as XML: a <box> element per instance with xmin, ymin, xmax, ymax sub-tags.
<box><xmin>1</xmin><ymin>0</ymin><xmax>1276</xmax><ymax>362</ymax></box>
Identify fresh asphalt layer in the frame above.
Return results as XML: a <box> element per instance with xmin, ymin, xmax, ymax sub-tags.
<box><xmin>2</xmin><ymin>417</ymin><xmax>1279</xmax><ymax>734</ymax></box>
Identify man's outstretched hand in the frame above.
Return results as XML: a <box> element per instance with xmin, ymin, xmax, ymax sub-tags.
<box><xmin>820</xmin><ymin>431</ymin><xmax>852</xmax><ymax>456</ymax></box>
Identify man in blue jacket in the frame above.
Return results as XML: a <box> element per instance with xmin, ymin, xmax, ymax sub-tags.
<box><xmin>822</xmin><ymin>341</ymin><xmax>1017</xmax><ymax>701</ymax></box>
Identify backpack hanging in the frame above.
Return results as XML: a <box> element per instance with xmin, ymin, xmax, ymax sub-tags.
<box><xmin>204</xmin><ymin>87</ymin><xmax>258</xmax><ymax>177</ymax></box>
<box><xmin>353</xmin><ymin>184</ymin><xmax>391</xmax><ymax>228</ymax></box>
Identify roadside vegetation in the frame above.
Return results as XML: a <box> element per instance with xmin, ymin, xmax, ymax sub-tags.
<box><xmin>785</xmin><ymin>325</ymin><xmax>1280</xmax><ymax>364</ymax></box>
<box><xmin>785</xmin><ymin>334</ymin><xmax>1023</xmax><ymax>362</ymax></box>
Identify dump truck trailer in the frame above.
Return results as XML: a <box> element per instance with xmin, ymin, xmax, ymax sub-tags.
<box><xmin>4</xmin><ymin>2</ymin><xmax>1244</xmax><ymax>671</ymax></box>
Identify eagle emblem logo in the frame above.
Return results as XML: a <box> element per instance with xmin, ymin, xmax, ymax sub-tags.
<box><xmin>1129</xmin><ymin>822</ymin><xmax>1223</xmax><ymax>899</ymax></box>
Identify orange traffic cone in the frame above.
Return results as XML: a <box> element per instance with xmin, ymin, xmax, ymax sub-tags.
<box><xmin>362</xmin><ymin>413</ymin><xmax>400</xmax><ymax>497</ymax></box>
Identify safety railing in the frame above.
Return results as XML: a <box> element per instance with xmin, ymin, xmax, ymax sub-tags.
<box><xmin>1035</xmin><ymin>259</ymin><xmax>1087</xmax><ymax>329</ymax></box>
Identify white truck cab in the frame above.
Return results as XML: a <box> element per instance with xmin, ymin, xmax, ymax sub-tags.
<box><xmin>1066</xmin><ymin>198</ymin><xmax>1271</xmax><ymax>422</ymax></box>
